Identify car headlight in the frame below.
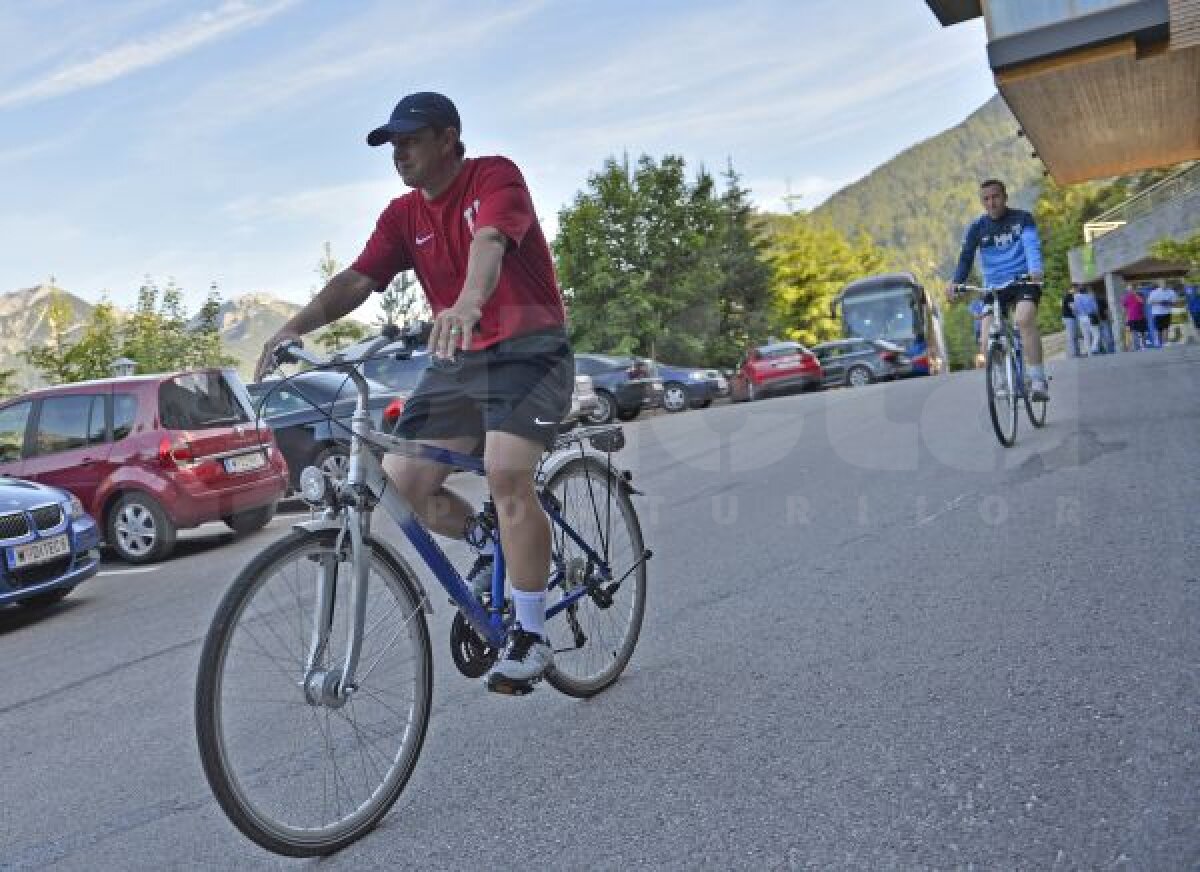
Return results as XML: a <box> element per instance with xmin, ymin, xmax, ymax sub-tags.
<box><xmin>686</xmin><ymin>371</ymin><xmax>705</xmax><ymax>381</ymax></box>
<box><xmin>67</xmin><ymin>495</ymin><xmax>85</xmax><ymax>520</ymax></box>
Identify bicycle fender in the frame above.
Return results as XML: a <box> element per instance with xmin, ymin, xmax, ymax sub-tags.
<box><xmin>538</xmin><ymin>450</ymin><xmax>643</xmax><ymax>496</ymax></box>
<box><xmin>290</xmin><ymin>519</ymin><xmax>434</xmax><ymax>614</ymax></box>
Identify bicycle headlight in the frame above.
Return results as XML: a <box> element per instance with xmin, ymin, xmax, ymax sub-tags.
<box><xmin>299</xmin><ymin>466</ymin><xmax>327</xmax><ymax>504</ymax></box>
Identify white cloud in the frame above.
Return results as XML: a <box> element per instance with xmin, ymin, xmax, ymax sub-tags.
<box><xmin>223</xmin><ymin>180</ymin><xmax>390</xmax><ymax>227</ymax></box>
<box><xmin>0</xmin><ymin>0</ymin><xmax>297</xmax><ymax>109</ymax></box>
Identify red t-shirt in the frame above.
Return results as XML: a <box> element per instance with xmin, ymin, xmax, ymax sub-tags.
<box><xmin>351</xmin><ymin>156</ymin><xmax>566</xmax><ymax>349</ymax></box>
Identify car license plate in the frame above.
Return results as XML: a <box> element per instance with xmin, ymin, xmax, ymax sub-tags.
<box><xmin>10</xmin><ymin>533</ymin><xmax>70</xmax><ymax>568</ymax></box>
<box><xmin>224</xmin><ymin>451</ymin><xmax>266</xmax><ymax>474</ymax></box>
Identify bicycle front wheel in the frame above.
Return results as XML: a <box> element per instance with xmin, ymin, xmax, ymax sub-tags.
<box><xmin>195</xmin><ymin>529</ymin><xmax>433</xmax><ymax>857</ymax></box>
<box><xmin>986</xmin><ymin>344</ymin><xmax>1019</xmax><ymax>446</ymax></box>
<box><xmin>1024</xmin><ymin>381</ymin><xmax>1048</xmax><ymax>428</ymax></box>
<box><xmin>543</xmin><ymin>457</ymin><xmax>647</xmax><ymax>698</ymax></box>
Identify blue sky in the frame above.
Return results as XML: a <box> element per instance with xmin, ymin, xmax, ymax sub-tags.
<box><xmin>0</xmin><ymin>1</ymin><xmax>992</xmax><ymax>318</ymax></box>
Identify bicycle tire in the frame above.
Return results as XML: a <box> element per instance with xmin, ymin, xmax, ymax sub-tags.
<box><xmin>986</xmin><ymin>342</ymin><xmax>1018</xmax><ymax>447</ymax></box>
<box><xmin>195</xmin><ymin>528</ymin><xmax>433</xmax><ymax>857</ymax></box>
<box><xmin>542</xmin><ymin>457</ymin><xmax>647</xmax><ymax>698</ymax></box>
<box><xmin>1024</xmin><ymin>382</ymin><xmax>1048</xmax><ymax>428</ymax></box>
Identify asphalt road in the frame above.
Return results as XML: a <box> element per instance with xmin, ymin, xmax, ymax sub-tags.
<box><xmin>1</xmin><ymin>347</ymin><xmax>1196</xmax><ymax>870</ymax></box>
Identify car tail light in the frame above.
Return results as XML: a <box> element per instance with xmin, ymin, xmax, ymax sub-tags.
<box><xmin>383</xmin><ymin>398</ymin><xmax>406</xmax><ymax>426</ymax></box>
<box><xmin>880</xmin><ymin>351</ymin><xmax>898</xmax><ymax>362</ymax></box>
<box><xmin>158</xmin><ymin>435</ymin><xmax>194</xmax><ymax>468</ymax></box>
<box><xmin>912</xmin><ymin>353</ymin><xmax>929</xmax><ymax>369</ymax></box>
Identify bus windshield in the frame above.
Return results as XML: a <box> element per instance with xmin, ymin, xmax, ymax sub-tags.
<box><xmin>841</xmin><ymin>288</ymin><xmax>917</xmax><ymax>342</ymax></box>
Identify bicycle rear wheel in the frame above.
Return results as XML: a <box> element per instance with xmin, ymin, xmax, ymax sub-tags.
<box><xmin>195</xmin><ymin>528</ymin><xmax>433</xmax><ymax>857</ymax></box>
<box><xmin>986</xmin><ymin>343</ymin><xmax>1019</xmax><ymax>446</ymax></box>
<box><xmin>542</xmin><ymin>456</ymin><xmax>647</xmax><ymax>698</ymax></box>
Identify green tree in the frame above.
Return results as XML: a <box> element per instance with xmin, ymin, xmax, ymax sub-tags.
<box><xmin>768</xmin><ymin>217</ymin><xmax>888</xmax><ymax>347</ymax></box>
<box><xmin>22</xmin><ymin>289</ymin><xmax>79</xmax><ymax>383</ymax></box>
<box><xmin>310</xmin><ymin>243</ymin><xmax>368</xmax><ymax>351</ymax></box>
<box><xmin>70</xmin><ymin>300</ymin><xmax>123</xmax><ymax>380</ymax></box>
<box><xmin>706</xmin><ymin>161</ymin><xmax>773</xmax><ymax>367</ymax></box>
<box><xmin>376</xmin><ymin>271</ymin><xmax>429</xmax><ymax>328</ymax></box>
<box><xmin>121</xmin><ymin>278</ymin><xmax>168</xmax><ymax>373</ymax></box>
<box><xmin>555</xmin><ymin>154</ymin><xmax>724</xmax><ymax>361</ymax></box>
<box><xmin>189</xmin><ymin>283</ymin><xmax>237</xmax><ymax>368</ymax></box>
<box><xmin>1151</xmin><ymin>231</ymin><xmax>1200</xmax><ymax>280</ymax></box>
<box><xmin>0</xmin><ymin>369</ymin><xmax>18</xmax><ymax>398</ymax></box>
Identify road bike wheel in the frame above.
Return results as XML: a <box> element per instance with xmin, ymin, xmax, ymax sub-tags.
<box><xmin>985</xmin><ymin>344</ymin><xmax>1018</xmax><ymax>447</ymax></box>
<box><xmin>195</xmin><ymin>528</ymin><xmax>433</xmax><ymax>857</ymax></box>
<box><xmin>542</xmin><ymin>457</ymin><xmax>647</xmax><ymax>698</ymax></box>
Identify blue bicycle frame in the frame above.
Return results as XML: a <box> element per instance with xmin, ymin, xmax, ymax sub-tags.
<box><xmin>360</xmin><ymin>438</ymin><xmax>617</xmax><ymax>652</ymax></box>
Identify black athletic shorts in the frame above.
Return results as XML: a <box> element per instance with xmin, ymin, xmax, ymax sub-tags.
<box><xmin>1128</xmin><ymin>318</ymin><xmax>1147</xmax><ymax>333</ymax></box>
<box><xmin>1153</xmin><ymin>313</ymin><xmax>1171</xmax><ymax>334</ymax></box>
<box><xmin>394</xmin><ymin>327</ymin><xmax>573</xmax><ymax>451</ymax></box>
<box><xmin>985</xmin><ymin>283</ymin><xmax>1042</xmax><ymax>313</ymax></box>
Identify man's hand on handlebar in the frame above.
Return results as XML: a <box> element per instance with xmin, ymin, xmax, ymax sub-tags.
<box><xmin>255</xmin><ymin>330</ymin><xmax>302</xmax><ymax>382</ymax></box>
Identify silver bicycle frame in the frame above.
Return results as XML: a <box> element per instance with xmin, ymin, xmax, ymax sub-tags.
<box><xmin>285</xmin><ymin>337</ymin><xmax>436</xmax><ymax>706</ymax></box>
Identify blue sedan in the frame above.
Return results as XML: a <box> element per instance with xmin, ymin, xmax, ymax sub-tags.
<box><xmin>0</xmin><ymin>477</ymin><xmax>101</xmax><ymax>609</ymax></box>
<box><xmin>654</xmin><ymin>362</ymin><xmax>729</xmax><ymax>413</ymax></box>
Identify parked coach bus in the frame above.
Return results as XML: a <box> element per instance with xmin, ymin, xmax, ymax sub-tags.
<box><xmin>831</xmin><ymin>272</ymin><xmax>947</xmax><ymax>376</ymax></box>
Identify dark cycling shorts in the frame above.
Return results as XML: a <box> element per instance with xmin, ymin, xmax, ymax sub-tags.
<box><xmin>394</xmin><ymin>327</ymin><xmax>573</xmax><ymax>451</ymax></box>
<box><xmin>985</xmin><ymin>283</ymin><xmax>1042</xmax><ymax>313</ymax></box>
<box><xmin>1127</xmin><ymin>318</ymin><xmax>1147</xmax><ymax>333</ymax></box>
<box><xmin>1153</xmin><ymin>313</ymin><xmax>1171</xmax><ymax>334</ymax></box>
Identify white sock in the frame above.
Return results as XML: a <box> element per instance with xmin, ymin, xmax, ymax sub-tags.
<box><xmin>511</xmin><ymin>589</ymin><xmax>546</xmax><ymax>638</ymax></box>
<box><xmin>479</xmin><ymin>538</ymin><xmax>495</xmax><ymax>557</ymax></box>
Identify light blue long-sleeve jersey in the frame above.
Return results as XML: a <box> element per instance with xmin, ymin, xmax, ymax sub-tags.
<box><xmin>952</xmin><ymin>208</ymin><xmax>1044</xmax><ymax>287</ymax></box>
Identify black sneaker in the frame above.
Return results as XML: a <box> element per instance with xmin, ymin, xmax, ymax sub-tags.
<box><xmin>486</xmin><ymin>625</ymin><xmax>554</xmax><ymax>695</ymax></box>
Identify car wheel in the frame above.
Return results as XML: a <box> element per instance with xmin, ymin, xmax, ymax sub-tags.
<box><xmin>847</xmin><ymin>365</ymin><xmax>873</xmax><ymax>388</ymax></box>
<box><xmin>662</xmin><ymin>382</ymin><xmax>689</xmax><ymax>413</ymax></box>
<box><xmin>616</xmin><ymin>407</ymin><xmax>640</xmax><ymax>422</ymax></box>
<box><xmin>586</xmin><ymin>391</ymin><xmax>616</xmax><ymax>425</ymax></box>
<box><xmin>108</xmin><ymin>492</ymin><xmax>176</xmax><ymax>564</ymax></box>
<box><xmin>19</xmin><ymin>587</ymin><xmax>73</xmax><ymax>609</ymax></box>
<box><xmin>314</xmin><ymin>445</ymin><xmax>350</xmax><ymax>490</ymax></box>
<box><xmin>223</xmin><ymin>503</ymin><xmax>277</xmax><ymax>536</ymax></box>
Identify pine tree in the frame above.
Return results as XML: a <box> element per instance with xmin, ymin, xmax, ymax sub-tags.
<box><xmin>189</xmin><ymin>283</ymin><xmax>237</xmax><ymax>368</ymax></box>
<box><xmin>70</xmin><ymin>300</ymin><xmax>123</xmax><ymax>380</ymax></box>
<box><xmin>376</xmin><ymin>271</ymin><xmax>429</xmax><ymax>328</ymax></box>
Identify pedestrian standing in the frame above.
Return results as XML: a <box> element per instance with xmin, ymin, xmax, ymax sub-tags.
<box><xmin>1073</xmin><ymin>287</ymin><xmax>1099</xmax><ymax>355</ymax></box>
<box><xmin>1122</xmin><ymin>285</ymin><xmax>1147</xmax><ymax>350</ymax></box>
<box><xmin>1183</xmin><ymin>285</ymin><xmax>1200</xmax><ymax>344</ymax></box>
<box><xmin>1061</xmin><ymin>286</ymin><xmax>1080</xmax><ymax>357</ymax></box>
<box><xmin>1146</xmin><ymin>284</ymin><xmax>1178</xmax><ymax>347</ymax></box>
<box><xmin>1096</xmin><ymin>291</ymin><xmax>1115</xmax><ymax>354</ymax></box>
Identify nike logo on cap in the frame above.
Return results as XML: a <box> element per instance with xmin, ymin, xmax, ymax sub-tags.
<box><xmin>534</xmin><ymin>418</ymin><xmax>557</xmax><ymax>426</ymax></box>
<box><xmin>416</xmin><ymin>233</ymin><xmax>434</xmax><ymax>245</ymax></box>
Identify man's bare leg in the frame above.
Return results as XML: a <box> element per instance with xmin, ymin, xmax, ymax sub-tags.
<box><xmin>382</xmin><ymin>436</ymin><xmax>479</xmax><ymax>538</ymax></box>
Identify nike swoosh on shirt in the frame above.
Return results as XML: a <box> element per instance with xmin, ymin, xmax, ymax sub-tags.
<box><xmin>416</xmin><ymin>233</ymin><xmax>434</xmax><ymax>245</ymax></box>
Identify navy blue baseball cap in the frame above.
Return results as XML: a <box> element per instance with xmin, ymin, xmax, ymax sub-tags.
<box><xmin>366</xmin><ymin>92</ymin><xmax>461</xmax><ymax>146</ymax></box>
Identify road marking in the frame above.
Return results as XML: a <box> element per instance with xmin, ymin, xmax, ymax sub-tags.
<box><xmin>97</xmin><ymin>567</ymin><xmax>162</xmax><ymax>576</ymax></box>
<box><xmin>915</xmin><ymin>492</ymin><xmax>971</xmax><ymax>527</ymax></box>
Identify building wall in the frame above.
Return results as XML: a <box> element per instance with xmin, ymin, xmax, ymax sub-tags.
<box><xmin>1069</xmin><ymin>181</ymin><xmax>1200</xmax><ymax>280</ymax></box>
<box><xmin>1170</xmin><ymin>0</ymin><xmax>1200</xmax><ymax>48</ymax></box>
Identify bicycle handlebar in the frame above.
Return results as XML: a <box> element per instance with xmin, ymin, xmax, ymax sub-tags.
<box><xmin>952</xmin><ymin>275</ymin><xmax>1042</xmax><ymax>295</ymax></box>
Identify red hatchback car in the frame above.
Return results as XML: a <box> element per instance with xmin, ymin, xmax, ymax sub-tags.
<box><xmin>731</xmin><ymin>340</ymin><xmax>824</xmax><ymax>402</ymax></box>
<box><xmin>0</xmin><ymin>369</ymin><xmax>288</xmax><ymax>563</ymax></box>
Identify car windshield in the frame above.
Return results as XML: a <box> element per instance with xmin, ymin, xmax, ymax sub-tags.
<box><xmin>159</xmin><ymin>371</ymin><xmax>252</xmax><ymax>430</ymax></box>
<box><xmin>841</xmin><ymin>287</ymin><xmax>916</xmax><ymax>341</ymax></box>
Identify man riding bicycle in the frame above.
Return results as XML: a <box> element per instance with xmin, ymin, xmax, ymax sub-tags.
<box><xmin>947</xmin><ymin>178</ymin><xmax>1049</xmax><ymax>400</ymax></box>
<box><xmin>256</xmin><ymin>92</ymin><xmax>572</xmax><ymax>693</ymax></box>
